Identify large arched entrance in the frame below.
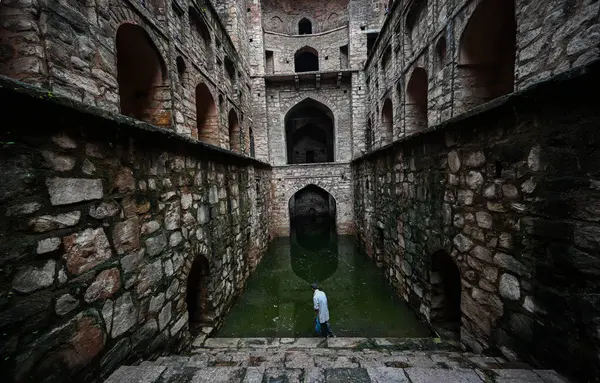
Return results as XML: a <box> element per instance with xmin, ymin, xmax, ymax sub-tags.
<box><xmin>430</xmin><ymin>250</ymin><xmax>462</xmax><ymax>338</ymax></box>
<box><xmin>186</xmin><ymin>255</ymin><xmax>211</xmax><ymax>335</ymax></box>
<box><xmin>285</xmin><ymin>99</ymin><xmax>334</xmax><ymax>164</ymax></box>
<box><xmin>289</xmin><ymin>184</ymin><xmax>337</xmax><ymax>283</ymax></box>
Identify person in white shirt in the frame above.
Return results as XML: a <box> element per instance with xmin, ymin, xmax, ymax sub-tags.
<box><xmin>311</xmin><ymin>282</ymin><xmax>335</xmax><ymax>338</ymax></box>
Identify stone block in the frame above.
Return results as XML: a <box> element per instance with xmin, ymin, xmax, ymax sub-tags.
<box><xmin>46</xmin><ymin>178</ymin><xmax>103</xmax><ymax>205</ymax></box>
<box><xmin>63</xmin><ymin>228</ymin><xmax>113</xmax><ymax>275</ymax></box>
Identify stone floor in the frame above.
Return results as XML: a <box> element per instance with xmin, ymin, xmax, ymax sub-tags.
<box><xmin>104</xmin><ymin>338</ymin><xmax>571</xmax><ymax>382</ymax></box>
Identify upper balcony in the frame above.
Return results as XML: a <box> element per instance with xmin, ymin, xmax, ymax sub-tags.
<box><xmin>263</xmin><ymin>25</ymin><xmax>350</xmax><ymax>75</ymax></box>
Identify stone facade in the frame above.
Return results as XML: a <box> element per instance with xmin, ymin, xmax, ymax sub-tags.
<box><xmin>0</xmin><ymin>78</ymin><xmax>271</xmax><ymax>383</ymax></box>
<box><xmin>272</xmin><ymin>163</ymin><xmax>353</xmax><ymax>237</ymax></box>
<box><xmin>362</xmin><ymin>0</ymin><xmax>600</xmax><ymax>151</ymax></box>
<box><xmin>0</xmin><ymin>0</ymin><xmax>599</xmax><ymax>382</ymax></box>
<box><xmin>0</xmin><ymin>0</ymin><xmax>255</xmax><ymax>152</ymax></box>
<box><xmin>353</xmin><ymin>62</ymin><xmax>600</xmax><ymax>383</ymax></box>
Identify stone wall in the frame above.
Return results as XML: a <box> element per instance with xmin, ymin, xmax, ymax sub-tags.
<box><xmin>0</xmin><ymin>0</ymin><xmax>256</xmax><ymax>153</ymax></box>
<box><xmin>272</xmin><ymin>163</ymin><xmax>353</xmax><ymax>237</ymax></box>
<box><xmin>263</xmin><ymin>27</ymin><xmax>350</xmax><ymax>74</ymax></box>
<box><xmin>362</xmin><ymin>0</ymin><xmax>600</xmax><ymax>153</ymax></box>
<box><xmin>0</xmin><ymin>77</ymin><xmax>272</xmax><ymax>383</ymax></box>
<box><xmin>261</xmin><ymin>0</ymin><xmax>349</xmax><ymax>34</ymax></box>
<box><xmin>352</xmin><ymin>61</ymin><xmax>600</xmax><ymax>383</ymax></box>
<box><xmin>266</xmin><ymin>80</ymin><xmax>354</xmax><ymax>165</ymax></box>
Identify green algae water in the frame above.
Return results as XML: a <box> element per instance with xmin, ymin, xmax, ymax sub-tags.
<box><xmin>217</xmin><ymin>218</ymin><xmax>431</xmax><ymax>338</ymax></box>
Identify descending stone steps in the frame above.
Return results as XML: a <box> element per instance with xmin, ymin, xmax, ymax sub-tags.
<box><xmin>104</xmin><ymin>338</ymin><xmax>571</xmax><ymax>383</ymax></box>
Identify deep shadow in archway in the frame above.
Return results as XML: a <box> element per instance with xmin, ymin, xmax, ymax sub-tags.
<box><xmin>289</xmin><ymin>185</ymin><xmax>338</xmax><ymax>283</ymax></box>
<box><xmin>430</xmin><ymin>250</ymin><xmax>461</xmax><ymax>340</ymax></box>
<box><xmin>285</xmin><ymin>98</ymin><xmax>334</xmax><ymax>164</ymax></box>
<box><xmin>187</xmin><ymin>255</ymin><xmax>211</xmax><ymax>336</ymax></box>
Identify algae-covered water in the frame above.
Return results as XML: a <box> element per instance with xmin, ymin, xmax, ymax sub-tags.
<box><xmin>217</xmin><ymin>218</ymin><xmax>431</xmax><ymax>338</ymax></box>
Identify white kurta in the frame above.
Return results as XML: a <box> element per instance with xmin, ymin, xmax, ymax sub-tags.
<box><xmin>313</xmin><ymin>289</ymin><xmax>330</xmax><ymax>324</ymax></box>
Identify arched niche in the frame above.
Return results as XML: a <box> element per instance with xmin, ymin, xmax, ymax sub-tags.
<box><xmin>285</xmin><ymin>98</ymin><xmax>334</xmax><ymax>164</ymax></box>
<box><xmin>116</xmin><ymin>23</ymin><xmax>169</xmax><ymax>127</ymax></box>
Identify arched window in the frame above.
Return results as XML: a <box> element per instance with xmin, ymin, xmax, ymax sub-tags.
<box><xmin>116</xmin><ymin>23</ymin><xmax>169</xmax><ymax>127</ymax></box>
<box><xmin>228</xmin><ymin>108</ymin><xmax>241</xmax><ymax>152</ymax></box>
<box><xmin>189</xmin><ymin>7</ymin><xmax>214</xmax><ymax>69</ymax></box>
<box><xmin>405</xmin><ymin>0</ymin><xmax>427</xmax><ymax>53</ymax></box>
<box><xmin>381</xmin><ymin>98</ymin><xmax>393</xmax><ymax>144</ymax></box>
<box><xmin>457</xmin><ymin>0</ymin><xmax>515</xmax><ymax>111</ymax></box>
<box><xmin>294</xmin><ymin>46</ymin><xmax>319</xmax><ymax>73</ymax></box>
<box><xmin>366</xmin><ymin>118</ymin><xmax>373</xmax><ymax>151</ymax></box>
<box><xmin>435</xmin><ymin>36</ymin><xmax>447</xmax><ymax>73</ymax></box>
<box><xmin>196</xmin><ymin>83</ymin><xmax>219</xmax><ymax>145</ymax></box>
<box><xmin>298</xmin><ymin>18</ymin><xmax>312</xmax><ymax>34</ymax></box>
<box><xmin>176</xmin><ymin>56</ymin><xmax>186</xmax><ymax>85</ymax></box>
<box><xmin>249</xmin><ymin>127</ymin><xmax>255</xmax><ymax>157</ymax></box>
<box><xmin>406</xmin><ymin>67</ymin><xmax>428</xmax><ymax>133</ymax></box>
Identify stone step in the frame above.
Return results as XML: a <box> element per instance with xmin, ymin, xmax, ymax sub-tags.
<box><xmin>140</xmin><ymin>349</ymin><xmax>526</xmax><ymax>370</ymax></box>
<box><xmin>192</xmin><ymin>337</ymin><xmax>460</xmax><ymax>352</ymax></box>
<box><xmin>104</xmin><ymin>364</ymin><xmax>571</xmax><ymax>383</ymax></box>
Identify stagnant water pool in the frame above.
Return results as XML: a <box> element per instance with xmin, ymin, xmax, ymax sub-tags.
<box><xmin>217</xmin><ymin>221</ymin><xmax>431</xmax><ymax>338</ymax></box>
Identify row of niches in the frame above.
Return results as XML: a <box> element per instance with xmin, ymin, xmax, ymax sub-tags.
<box><xmin>265</xmin><ymin>45</ymin><xmax>350</xmax><ymax>74</ymax></box>
<box><xmin>116</xmin><ymin>23</ymin><xmax>255</xmax><ymax>157</ymax></box>
<box><xmin>262</xmin><ymin>0</ymin><xmax>349</xmax><ymax>35</ymax></box>
<box><xmin>365</xmin><ymin>0</ymin><xmax>516</xmax><ymax>151</ymax></box>
<box><xmin>170</xmin><ymin>1</ymin><xmax>239</xmax><ymax>84</ymax></box>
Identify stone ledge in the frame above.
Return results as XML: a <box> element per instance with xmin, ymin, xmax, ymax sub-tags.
<box><xmin>353</xmin><ymin>58</ymin><xmax>600</xmax><ymax>163</ymax></box>
<box><xmin>0</xmin><ymin>75</ymin><xmax>271</xmax><ymax>169</ymax></box>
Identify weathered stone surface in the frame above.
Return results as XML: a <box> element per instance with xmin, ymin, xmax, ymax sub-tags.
<box><xmin>136</xmin><ymin>260</ymin><xmax>163</xmax><ymax>298</ymax></box>
<box><xmin>158</xmin><ymin>302</ymin><xmax>172</xmax><ymax>331</ymax></box>
<box><xmin>12</xmin><ymin>260</ymin><xmax>56</xmax><ymax>293</ymax></box>
<box><xmin>56</xmin><ymin>294</ymin><xmax>79</xmax><ymax>316</ymax></box>
<box><xmin>113</xmin><ymin>168</ymin><xmax>135</xmax><ymax>194</ymax></box>
<box><xmin>84</xmin><ymin>268</ymin><xmax>121</xmax><ymax>303</ymax></box>
<box><xmin>145</xmin><ymin>234</ymin><xmax>167</xmax><ymax>257</ymax></box>
<box><xmin>113</xmin><ymin>217</ymin><xmax>140</xmax><ymax>255</ymax></box>
<box><xmin>453</xmin><ymin>234</ymin><xmax>474</xmax><ymax>253</ymax></box>
<box><xmin>41</xmin><ymin>150</ymin><xmax>76</xmax><ymax>172</ymax></box>
<box><xmin>112</xmin><ymin>293</ymin><xmax>138</xmax><ymax>338</ymax></box>
<box><xmin>89</xmin><ymin>201</ymin><xmax>120</xmax><ymax>219</ymax></box>
<box><xmin>475</xmin><ymin>211</ymin><xmax>492</xmax><ymax>229</ymax></box>
<box><xmin>37</xmin><ymin>237</ymin><xmax>61</xmax><ymax>254</ymax></box>
<box><xmin>63</xmin><ymin>228</ymin><xmax>113</xmax><ymax>275</ymax></box>
<box><xmin>29</xmin><ymin>211</ymin><xmax>81</xmax><ymax>232</ymax></box>
<box><xmin>46</xmin><ymin>178</ymin><xmax>103</xmax><ymax>205</ymax></box>
<box><xmin>6</xmin><ymin>202</ymin><xmax>43</xmax><ymax>216</ymax></box>
<box><xmin>448</xmin><ymin>151</ymin><xmax>461</xmax><ymax>173</ymax></box>
<box><xmin>464</xmin><ymin>151</ymin><xmax>486</xmax><ymax>168</ymax></box>
<box><xmin>499</xmin><ymin>274</ymin><xmax>521</xmax><ymax>301</ymax></box>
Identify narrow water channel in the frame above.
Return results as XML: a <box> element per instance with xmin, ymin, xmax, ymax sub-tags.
<box><xmin>217</xmin><ymin>216</ymin><xmax>431</xmax><ymax>338</ymax></box>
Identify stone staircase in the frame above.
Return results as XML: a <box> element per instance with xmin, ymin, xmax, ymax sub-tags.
<box><xmin>104</xmin><ymin>337</ymin><xmax>571</xmax><ymax>382</ymax></box>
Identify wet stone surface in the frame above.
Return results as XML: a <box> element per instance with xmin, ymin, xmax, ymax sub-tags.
<box><xmin>103</xmin><ymin>342</ymin><xmax>571</xmax><ymax>382</ymax></box>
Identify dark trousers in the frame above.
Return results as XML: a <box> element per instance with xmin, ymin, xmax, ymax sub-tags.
<box><xmin>320</xmin><ymin>321</ymin><xmax>334</xmax><ymax>337</ymax></box>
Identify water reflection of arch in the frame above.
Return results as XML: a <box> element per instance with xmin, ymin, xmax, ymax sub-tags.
<box><xmin>288</xmin><ymin>184</ymin><xmax>338</xmax><ymax>283</ymax></box>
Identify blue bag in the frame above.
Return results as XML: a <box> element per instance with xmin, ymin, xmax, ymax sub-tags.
<box><xmin>315</xmin><ymin>317</ymin><xmax>321</xmax><ymax>334</ymax></box>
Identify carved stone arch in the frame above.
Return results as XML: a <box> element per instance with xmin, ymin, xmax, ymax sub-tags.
<box><xmin>284</xmin><ymin>97</ymin><xmax>335</xmax><ymax>164</ymax></box>
<box><xmin>287</xmin><ymin>182</ymin><xmax>339</xmax><ymax>207</ymax></box>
